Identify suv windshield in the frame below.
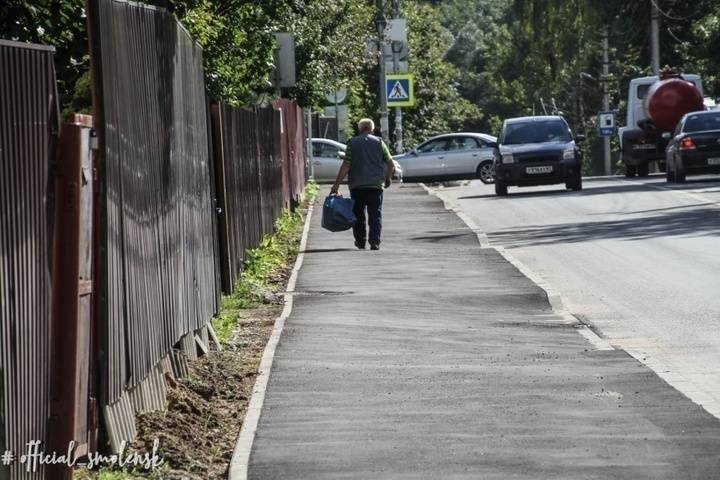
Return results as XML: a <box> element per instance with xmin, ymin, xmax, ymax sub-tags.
<box><xmin>684</xmin><ymin>113</ymin><xmax>720</xmax><ymax>133</ymax></box>
<box><xmin>502</xmin><ymin>120</ymin><xmax>572</xmax><ymax>145</ymax></box>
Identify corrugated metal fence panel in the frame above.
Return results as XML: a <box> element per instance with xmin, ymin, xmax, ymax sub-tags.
<box><xmin>211</xmin><ymin>104</ymin><xmax>295</xmax><ymax>294</ymax></box>
<box><xmin>0</xmin><ymin>39</ymin><xmax>59</xmax><ymax>480</ymax></box>
<box><xmin>89</xmin><ymin>0</ymin><xmax>218</xmax><ymax>406</ymax></box>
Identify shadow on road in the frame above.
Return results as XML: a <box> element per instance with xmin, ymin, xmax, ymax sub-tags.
<box><xmin>456</xmin><ymin>177</ymin><xmax>720</xmax><ymax>201</ymax></box>
<box><xmin>300</xmin><ymin>248</ymin><xmax>354</xmax><ymax>254</ymax></box>
<box><xmin>490</xmin><ymin>206</ymin><xmax>720</xmax><ymax>247</ymax></box>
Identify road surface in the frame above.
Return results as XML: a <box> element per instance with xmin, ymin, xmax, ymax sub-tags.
<box><xmin>435</xmin><ymin>174</ymin><xmax>720</xmax><ymax>417</ymax></box>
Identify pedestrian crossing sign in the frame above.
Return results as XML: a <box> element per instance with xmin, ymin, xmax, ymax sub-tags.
<box><xmin>385</xmin><ymin>74</ymin><xmax>415</xmax><ymax>107</ymax></box>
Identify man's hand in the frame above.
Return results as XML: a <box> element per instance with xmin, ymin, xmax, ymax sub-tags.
<box><xmin>384</xmin><ymin>178</ymin><xmax>392</xmax><ymax>189</ymax></box>
<box><xmin>330</xmin><ymin>184</ymin><xmax>340</xmax><ymax>195</ymax></box>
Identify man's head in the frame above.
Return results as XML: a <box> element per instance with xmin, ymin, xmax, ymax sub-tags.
<box><xmin>357</xmin><ymin>118</ymin><xmax>375</xmax><ymax>134</ymax></box>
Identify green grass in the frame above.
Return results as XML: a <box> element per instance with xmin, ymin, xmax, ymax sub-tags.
<box><xmin>212</xmin><ymin>182</ymin><xmax>318</xmax><ymax>343</ymax></box>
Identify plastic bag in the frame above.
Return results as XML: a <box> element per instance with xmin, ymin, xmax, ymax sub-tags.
<box><xmin>321</xmin><ymin>195</ymin><xmax>356</xmax><ymax>232</ymax></box>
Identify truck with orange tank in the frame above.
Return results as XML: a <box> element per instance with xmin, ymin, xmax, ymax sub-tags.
<box><xmin>618</xmin><ymin>72</ymin><xmax>704</xmax><ymax>177</ymax></box>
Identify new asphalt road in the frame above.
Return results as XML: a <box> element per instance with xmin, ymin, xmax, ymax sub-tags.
<box><xmin>435</xmin><ymin>174</ymin><xmax>720</xmax><ymax>418</ymax></box>
<box><xmin>246</xmin><ymin>183</ymin><xmax>720</xmax><ymax>479</ymax></box>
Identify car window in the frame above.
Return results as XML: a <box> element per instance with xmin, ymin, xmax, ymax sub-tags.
<box><xmin>312</xmin><ymin>142</ymin><xmax>323</xmax><ymax>157</ymax></box>
<box><xmin>314</xmin><ymin>143</ymin><xmax>341</xmax><ymax>158</ymax></box>
<box><xmin>417</xmin><ymin>138</ymin><xmax>449</xmax><ymax>153</ymax></box>
<box><xmin>637</xmin><ymin>84</ymin><xmax>650</xmax><ymax>100</ymax></box>
<box><xmin>501</xmin><ymin>121</ymin><xmax>572</xmax><ymax>145</ymax></box>
<box><xmin>675</xmin><ymin>120</ymin><xmax>684</xmax><ymax>136</ymax></box>
<box><xmin>446</xmin><ymin>137</ymin><xmax>480</xmax><ymax>151</ymax></box>
<box><xmin>683</xmin><ymin>113</ymin><xmax>720</xmax><ymax>133</ymax></box>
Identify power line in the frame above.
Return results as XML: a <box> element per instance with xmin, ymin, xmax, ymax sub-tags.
<box><xmin>649</xmin><ymin>0</ymin><xmax>704</xmax><ymax>21</ymax></box>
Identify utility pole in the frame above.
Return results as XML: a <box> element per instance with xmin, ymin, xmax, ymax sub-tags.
<box><xmin>602</xmin><ymin>26</ymin><xmax>611</xmax><ymax>176</ymax></box>
<box><xmin>651</xmin><ymin>0</ymin><xmax>660</xmax><ymax>75</ymax></box>
<box><xmin>376</xmin><ymin>0</ymin><xmax>389</xmax><ymax>142</ymax></box>
<box><xmin>391</xmin><ymin>0</ymin><xmax>403</xmax><ymax>153</ymax></box>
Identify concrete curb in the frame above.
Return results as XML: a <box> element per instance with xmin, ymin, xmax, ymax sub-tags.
<box><xmin>421</xmin><ymin>183</ymin><xmax>613</xmax><ymax>352</ymax></box>
<box><xmin>228</xmin><ymin>201</ymin><xmax>315</xmax><ymax>480</ymax></box>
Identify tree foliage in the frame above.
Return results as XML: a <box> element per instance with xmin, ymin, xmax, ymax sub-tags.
<box><xmin>438</xmin><ymin>0</ymin><xmax>720</xmax><ymax>174</ymax></box>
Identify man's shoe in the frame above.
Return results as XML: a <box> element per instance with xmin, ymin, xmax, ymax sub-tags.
<box><xmin>370</xmin><ymin>243</ymin><xmax>380</xmax><ymax>250</ymax></box>
<box><xmin>355</xmin><ymin>240</ymin><xmax>366</xmax><ymax>250</ymax></box>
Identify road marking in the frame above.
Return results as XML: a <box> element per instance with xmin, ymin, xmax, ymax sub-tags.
<box><xmin>421</xmin><ymin>183</ymin><xmax>614</xmax><ymax>351</ymax></box>
<box><xmin>228</xmin><ymin>202</ymin><xmax>315</xmax><ymax>480</ymax></box>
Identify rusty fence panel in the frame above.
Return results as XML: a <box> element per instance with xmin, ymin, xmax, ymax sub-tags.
<box><xmin>273</xmin><ymin>99</ymin><xmax>307</xmax><ymax>208</ymax></box>
<box><xmin>0</xmin><ymin>39</ymin><xmax>59</xmax><ymax>480</ymax></box>
<box><xmin>48</xmin><ymin>114</ymin><xmax>96</xmax><ymax>479</ymax></box>
<box><xmin>87</xmin><ymin>0</ymin><xmax>218</xmax><ymax>424</ymax></box>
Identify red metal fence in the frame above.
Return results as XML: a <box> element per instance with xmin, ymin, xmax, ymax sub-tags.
<box><xmin>0</xmin><ymin>39</ymin><xmax>60</xmax><ymax>480</ymax></box>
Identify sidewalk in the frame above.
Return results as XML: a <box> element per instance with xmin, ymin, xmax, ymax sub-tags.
<box><xmin>247</xmin><ymin>184</ymin><xmax>720</xmax><ymax>479</ymax></box>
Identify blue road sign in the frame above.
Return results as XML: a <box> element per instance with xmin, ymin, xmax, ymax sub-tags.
<box><xmin>386</xmin><ymin>74</ymin><xmax>415</xmax><ymax>107</ymax></box>
<box><xmin>598</xmin><ymin>111</ymin><xmax>616</xmax><ymax>136</ymax></box>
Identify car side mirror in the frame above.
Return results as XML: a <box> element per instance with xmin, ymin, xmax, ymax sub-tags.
<box><xmin>337</xmin><ymin>151</ymin><xmax>346</xmax><ymax>159</ymax></box>
<box><xmin>661</xmin><ymin>132</ymin><xmax>672</xmax><ymax>140</ymax></box>
<box><xmin>487</xmin><ymin>141</ymin><xmax>498</xmax><ymax>149</ymax></box>
<box><xmin>410</xmin><ymin>148</ymin><xmax>418</xmax><ymax>156</ymax></box>
<box><xmin>575</xmin><ymin>135</ymin><xmax>586</xmax><ymax>143</ymax></box>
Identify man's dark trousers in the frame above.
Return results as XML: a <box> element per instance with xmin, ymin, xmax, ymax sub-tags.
<box><xmin>350</xmin><ymin>188</ymin><xmax>383</xmax><ymax>246</ymax></box>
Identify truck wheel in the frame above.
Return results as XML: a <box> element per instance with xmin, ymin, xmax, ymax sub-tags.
<box><xmin>637</xmin><ymin>163</ymin><xmax>650</xmax><ymax>177</ymax></box>
<box><xmin>494</xmin><ymin>182</ymin><xmax>508</xmax><ymax>196</ymax></box>
<box><xmin>625</xmin><ymin>164</ymin><xmax>637</xmax><ymax>177</ymax></box>
<box><xmin>666</xmin><ymin>169</ymin><xmax>675</xmax><ymax>183</ymax></box>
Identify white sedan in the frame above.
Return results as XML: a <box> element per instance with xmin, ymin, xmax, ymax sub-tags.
<box><xmin>393</xmin><ymin>132</ymin><xmax>498</xmax><ymax>183</ymax></box>
<box><xmin>310</xmin><ymin>138</ymin><xmax>403</xmax><ymax>183</ymax></box>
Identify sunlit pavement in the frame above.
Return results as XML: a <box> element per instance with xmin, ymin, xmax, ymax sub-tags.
<box><xmin>435</xmin><ymin>174</ymin><xmax>720</xmax><ymax>419</ymax></box>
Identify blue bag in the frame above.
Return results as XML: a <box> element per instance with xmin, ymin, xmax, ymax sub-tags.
<box><xmin>321</xmin><ymin>195</ymin><xmax>356</xmax><ymax>232</ymax></box>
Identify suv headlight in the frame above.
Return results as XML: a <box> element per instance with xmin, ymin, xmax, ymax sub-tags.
<box><xmin>501</xmin><ymin>152</ymin><xmax>515</xmax><ymax>164</ymax></box>
<box><xmin>563</xmin><ymin>147</ymin><xmax>575</xmax><ymax>160</ymax></box>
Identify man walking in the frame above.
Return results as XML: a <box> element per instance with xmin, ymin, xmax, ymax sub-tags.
<box><xmin>330</xmin><ymin>118</ymin><xmax>395</xmax><ymax>250</ymax></box>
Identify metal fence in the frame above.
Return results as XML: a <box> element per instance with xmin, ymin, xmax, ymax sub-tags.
<box><xmin>274</xmin><ymin>99</ymin><xmax>307</xmax><ymax>208</ymax></box>
<box><xmin>211</xmin><ymin>101</ymin><xmax>307</xmax><ymax>294</ymax></box>
<box><xmin>0</xmin><ymin>39</ymin><xmax>60</xmax><ymax>480</ymax></box>
<box><xmin>0</xmin><ymin>0</ymin><xmax>307</xmax><ymax>472</ymax></box>
<box><xmin>88</xmin><ymin>0</ymin><xmax>219</xmax><ymax>422</ymax></box>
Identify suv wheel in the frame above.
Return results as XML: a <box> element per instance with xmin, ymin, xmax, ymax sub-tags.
<box><xmin>675</xmin><ymin>170</ymin><xmax>686</xmax><ymax>183</ymax></box>
<box><xmin>494</xmin><ymin>181</ymin><xmax>508</xmax><ymax>196</ymax></box>
<box><xmin>625</xmin><ymin>164</ymin><xmax>637</xmax><ymax>177</ymax></box>
<box><xmin>637</xmin><ymin>162</ymin><xmax>650</xmax><ymax>177</ymax></box>
<box><xmin>476</xmin><ymin>161</ymin><xmax>495</xmax><ymax>184</ymax></box>
<box><xmin>566</xmin><ymin>173</ymin><xmax>582</xmax><ymax>191</ymax></box>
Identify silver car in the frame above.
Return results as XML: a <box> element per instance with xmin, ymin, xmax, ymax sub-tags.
<box><xmin>310</xmin><ymin>138</ymin><xmax>403</xmax><ymax>183</ymax></box>
<box><xmin>393</xmin><ymin>132</ymin><xmax>498</xmax><ymax>183</ymax></box>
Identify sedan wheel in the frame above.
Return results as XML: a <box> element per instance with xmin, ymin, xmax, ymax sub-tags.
<box><xmin>477</xmin><ymin>161</ymin><xmax>495</xmax><ymax>184</ymax></box>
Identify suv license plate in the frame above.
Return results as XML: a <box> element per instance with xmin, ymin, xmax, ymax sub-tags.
<box><xmin>633</xmin><ymin>143</ymin><xmax>656</xmax><ymax>150</ymax></box>
<box><xmin>708</xmin><ymin>158</ymin><xmax>720</xmax><ymax>165</ymax></box>
<box><xmin>526</xmin><ymin>166</ymin><xmax>553</xmax><ymax>174</ymax></box>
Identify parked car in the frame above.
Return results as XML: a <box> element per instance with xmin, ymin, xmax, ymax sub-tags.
<box><xmin>665</xmin><ymin>110</ymin><xmax>720</xmax><ymax>182</ymax></box>
<box><xmin>393</xmin><ymin>133</ymin><xmax>498</xmax><ymax>183</ymax></box>
<box><xmin>310</xmin><ymin>138</ymin><xmax>403</xmax><ymax>183</ymax></box>
<box><xmin>493</xmin><ymin>116</ymin><xmax>583</xmax><ymax>196</ymax></box>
